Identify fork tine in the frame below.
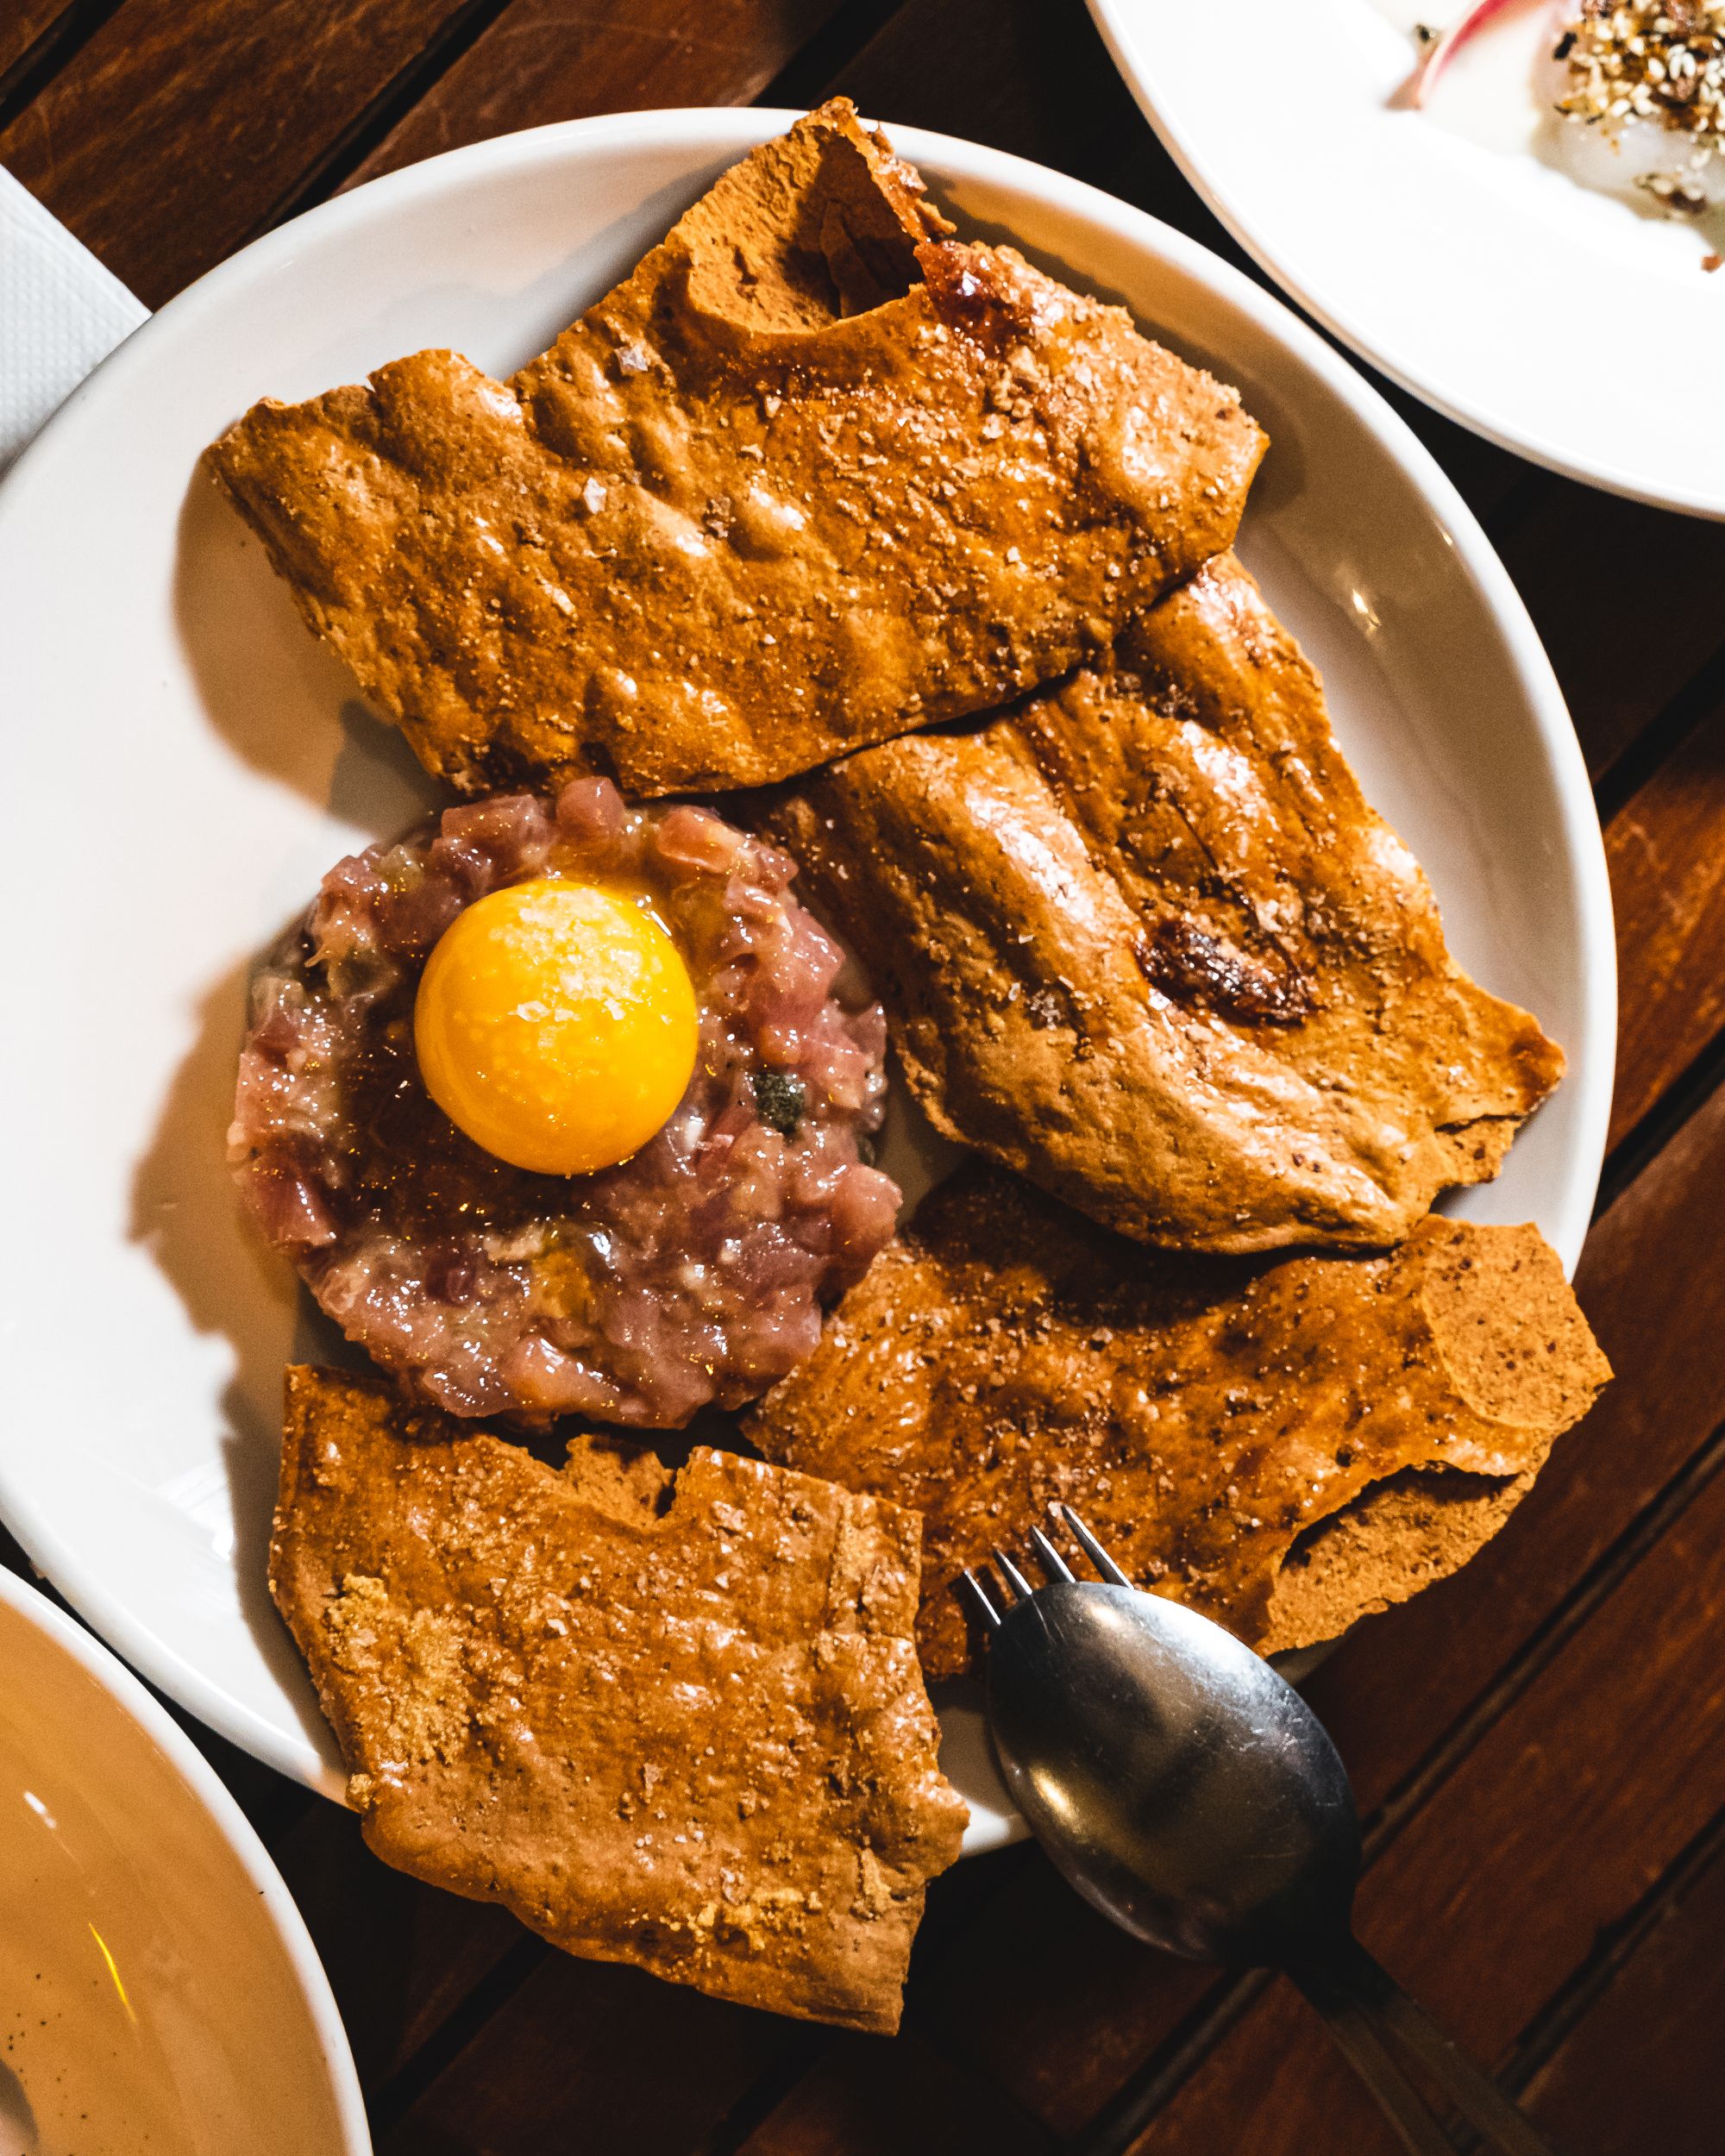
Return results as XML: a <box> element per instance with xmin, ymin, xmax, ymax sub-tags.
<box><xmin>960</xmin><ymin>1567</ymin><xmax>1002</xmax><ymax>1629</ymax></box>
<box><xmin>1055</xmin><ymin>1503</ymin><xmax>1132</xmax><ymax>1588</ymax></box>
<box><xmin>1028</xmin><ymin>1525</ymin><xmax>1075</xmax><ymax>1582</ymax></box>
<box><xmin>992</xmin><ymin>1545</ymin><xmax>1034</xmax><ymax>1602</ymax></box>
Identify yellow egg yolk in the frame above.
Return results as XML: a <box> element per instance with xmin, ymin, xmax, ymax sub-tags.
<box><xmin>414</xmin><ymin>878</ymin><xmax>699</xmax><ymax>1177</ymax></box>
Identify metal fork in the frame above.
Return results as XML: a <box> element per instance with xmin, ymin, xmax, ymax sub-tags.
<box><xmin>962</xmin><ymin>1507</ymin><xmax>1560</xmax><ymax>2156</ymax></box>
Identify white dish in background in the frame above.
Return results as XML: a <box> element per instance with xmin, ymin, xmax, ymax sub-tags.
<box><xmin>1088</xmin><ymin>0</ymin><xmax>1725</xmax><ymax>516</ymax></box>
<box><xmin>0</xmin><ymin>1568</ymin><xmax>368</xmax><ymax>2155</ymax></box>
<box><xmin>0</xmin><ymin>109</ymin><xmax>1612</xmax><ymax>1857</ymax></box>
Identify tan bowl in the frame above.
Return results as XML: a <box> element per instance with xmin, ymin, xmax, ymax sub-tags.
<box><xmin>0</xmin><ymin>1569</ymin><xmax>367</xmax><ymax>2155</ymax></box>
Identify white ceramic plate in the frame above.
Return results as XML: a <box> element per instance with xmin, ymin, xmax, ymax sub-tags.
<box><xmin>0</xmin><ymin>1567</ymin><xmax>368</xmax><ymax>2154</ymax></box>
<box><xmin>1088</xmin><ymin>0</ymin><xmax>1725</xmax><ymax>515</ymax></box>
<box><xmin>0</xmin><ymin>110</ymin><xmax>1612</xmax><ymax>1858</ymax></box>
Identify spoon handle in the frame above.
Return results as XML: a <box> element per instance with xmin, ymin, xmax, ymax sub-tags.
<box><xmin>1294</xmin><ymin>1936</ymin><xmax>1561</xmax><ymax>2156</ymax></box>
<box><xmin>1288</xmin><ymin>1963</ymin><xmax>1462</xmax><ymax>2156</ymax></box>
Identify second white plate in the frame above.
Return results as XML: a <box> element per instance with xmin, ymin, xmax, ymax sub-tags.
<box><xmin>0</xmin><ymin>109</ymin><xmax>1613</xmax><ymax>1855</ymax></box>
<box><xmin>1091</xmin><ymin>0</ymin><xmax>1725</xmax><ymax>515</ymax></box>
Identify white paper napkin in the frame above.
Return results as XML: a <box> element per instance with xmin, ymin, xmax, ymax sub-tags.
<box><xmin>1</xmin><ymin>162</ymin><xmax>147</xmax><ymax>477</ymax></box>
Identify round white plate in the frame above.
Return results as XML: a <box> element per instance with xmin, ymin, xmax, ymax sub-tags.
<box><xmin>0</xmin><ymin>109</ymin><xmax>1612</xmax><ymax>1858</ymax></box>
<box><xmin>0</xmin><ymin>1567</ymin><xmax>368</xmax><ymax>2154</ymax></box>
<box><xmin>1088</xmin><ymin>0</ymin><xmax>1725</xmax><ymax>516</ymax></box>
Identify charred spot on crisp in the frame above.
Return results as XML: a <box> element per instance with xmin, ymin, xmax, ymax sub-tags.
<box><xmin>761</xmin><ymin>555</ymin><xmax>1560</xmax><ymax>1256</ymax></box>
<box><xmin>915</xmin><ymin>240</ymin><xmax>1038</xmax><ymax>355</ymax></box>
<box><xmin>1135</xmin><ymin>918</ymin><xmax>1314</xmax><ymax>1025</ymax></box>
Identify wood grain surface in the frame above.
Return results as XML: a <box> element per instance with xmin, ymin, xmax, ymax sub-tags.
<box><xmin>0</xmin><ymin>0</ymin><xmax>80</xmax><ymax>88</ymax></box>
<box><xmin>4</xmin><ymin>0</ymin><xmax>1722</xmax><ymax>2149</ymax></box>
<box><xmin>343</xmin><ymin>0</ymin><xmax>854</xmax><ymax>188</ymax></box>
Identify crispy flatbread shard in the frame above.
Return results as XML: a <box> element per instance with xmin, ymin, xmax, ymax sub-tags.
<box><xmin>270</xmin><ymin>1367</ymin><xmax>967</xmax><ymax>2034</ymax></box>
<box><xmin>767</xmin><ymin>552</ymin><xmax>1562</xmax><ymax>1252</ymax></box>
<box><xmin>204</xmin><ymin>99</ymin><xmax>1264</xmax><ymax>797</ymax></box>
<box><xmin>746</xmin><ymin>1169</ymin><xmax>1610</xmax><ymax>1677</ymax></box>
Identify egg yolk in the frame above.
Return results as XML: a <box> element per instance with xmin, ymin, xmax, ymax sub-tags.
<box><xmin>414</xmin><ymin>878</ymin><xmax>699</xmax><ymax>1176</ymax></box>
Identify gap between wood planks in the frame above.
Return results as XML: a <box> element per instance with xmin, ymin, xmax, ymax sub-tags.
<box><xmin>258</xmin><ymin>0</ymin><xmax>520</xmax><ymax>229</ymax></box>
<box><xmin>0</xmin><ymin>0</ymin><xmax>119</xmax><ymax>131</ymax></box>
<box><xmin>1493</xmin><ymin>1802</ymin><xmax>1725</xmax><ymax>2114</ymax></box>
<box><xmin>754</xmin><ymin>0</ymin><xmax>911</xmax><ymax>115</ymax></box>
<box><xmin>268</xmin><ymin>0</ymin><xmax>905</xmax><ymax>222</ymax></box>
<box><xmin>1597</xmin><ymin>1021</ymin><xmax>1725</xmax><ymax>1224</ymax></box>
<box><xmin>364</xmin><ymin>1933</ymin><xmax>548</xmax><ymax>2134</ymax></box>
<box><xmin>1510</xmin><ymin>1808</ymin><xmax>1725</xmax><ymax>2152</ymax></box>
<box><xmin>333</xmin><ymin>0</ymin><xmax>907</xmax><ymax>200</ymax></box>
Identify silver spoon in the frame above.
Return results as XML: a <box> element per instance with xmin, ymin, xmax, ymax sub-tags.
<box><xmin>964</xmin><ymin>1507</ymin><xmax>1559</xmax><ymax>2156</ymax></box>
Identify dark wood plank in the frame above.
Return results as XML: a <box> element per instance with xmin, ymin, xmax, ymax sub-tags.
<box><xmin>345</xmin><ymin>0</ymin><xmax>852</xmax><ymax>189</ymax></box>
<box><xmin>268</xmin><ymin>1799</ymin><xmax>529</xmax><ymax>2088</ymax></box>
<box><xmin>1307</xmin><ymin>1068</ymin><xmax>1725</xmax><ymax>1800</ymax></box>
<box><xmin>1605</xmin><ymin>696</ymin><xmax>1725</xmax><ymax>1150</ymax></box>
<box><xmin>1491</xmin><ymin>481</ymin><xmax>1725</xmax><ymax>782</ymax></box>
<box><xmin>913</xmin><ymin>1867</ymin><xmax>1219</xmax><ymax>2138</ymax></box>
<box><xmin>830</xmin><ymin>0</ymin><xmax>1141</xmax><ymax>187</ymax></box>
<box><xmin>0</xmin><ymin>0</ymin><xmax>478</xmax><ymax>304</ymax></box>
<box><xmin>1347</xmin><ymin>1472</ymin><xmax>1725</xmax><ymax>2059</ymax></box>
<box><xmin>303</xmin><ymin>1790</ymin><xmax>1018</xmax><ymax>2115</ymax></box>
<box><xmin>914</xmin><ymin>1071</ymin><xmax>1725</xmax><ymax>2133</ymax></box>
<box><xmin>160</xmin><ymin>1705</ymin><xmax>312</xmax><ymax>1845</ymax></box>
<box><xmin>737</xmin><ymin>2032</ymin><xmax>1054</xmax><ymax>2156</ymax></box>
<box><xmin>1137</xmin><ymin>1982</ymin><xmax>1395</xmax><ymax>2156</ymax></box>
<box><xmin>1520</xmin><ymin>1828</ymin><xmax>1725</xmax><ymax>2154</ymax></box>
<box><xmin>378</xmin><ymin>1946</ymin><xmax>799</xmax><ymax>2156</ymax></box>
<box><xmin>0</xmin><ymin>0</ymin><xmax>78</xmax><ymax>84</ymax></box>
<box><xmin>1125</xmin><ymin>1448</ymin><xmax>1725</xmax><ymax>2152</ymax></box>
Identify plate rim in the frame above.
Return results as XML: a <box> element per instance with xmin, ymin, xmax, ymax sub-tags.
<box><xmin>0</xmin><ymin>103</ymin><xmax>1616</xmax><ymax>1830</ymax></box>
<box><xmin>1085</xmin><ymin>0</ymin><xmax>1725</xmax><ymax>521</ymax></box>
<box><xmin>0</xmin><ymin>1567</ymin><xmax>372</xmax><ymax>2153</ymax></box>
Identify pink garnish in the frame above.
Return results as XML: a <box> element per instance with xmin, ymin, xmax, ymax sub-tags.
<box><xmin>1414</xmin><ymin>0</ymin><xmax>1534</xmax><ymax>106</ymax></box>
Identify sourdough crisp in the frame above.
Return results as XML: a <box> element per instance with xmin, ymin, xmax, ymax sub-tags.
<box><xmin>207</xmin><ymin>99</ymin><xmax>1264</xmax><ymax>797</ymax></box>
<box><xmin>767</xmin><ymin>552</ymin><xmax>1561</xmax><ymax>1253</ymax></box>
<box><xmin>270</xmin><ymin>1367</ymin><xmax>967</xmax><ymax>2034</ymax></box>
<box><xmin>235</xmin><ymin>100</ymin><xmax>1607</xmax><ymax>2021</ymax></box>
<box><xmin>747</xmin><ymin>1168</ymin><xmax>1610</xmax><ymax>1677</ymax></box>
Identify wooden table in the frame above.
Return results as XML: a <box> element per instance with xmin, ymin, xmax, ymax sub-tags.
<box><xmin>4</xmin><ymin>3</ymin><xmax>1722</xmax><ymax>2150</ymax></box>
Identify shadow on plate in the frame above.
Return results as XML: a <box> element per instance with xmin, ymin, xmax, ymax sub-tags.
<box><xmin>172</xmin><ymin>468</ymin><xmax>442</xmax><ymax>827</ymax></box>
<box><xmin>129</xmin><ymin>950</ymin><xmax>361</xmax><ymax>1771</ymax></box>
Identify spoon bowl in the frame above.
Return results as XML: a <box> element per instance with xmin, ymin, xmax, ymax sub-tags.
<box><xmin>987</xmin><ymin>1579</ymin><xmax>1359</xmax><ymax>1966</ymax></box>
<box><xmin>970</xmin><ymin>1513</ymin><xmax>1562</xmax><ymax>2156</ymax></box>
